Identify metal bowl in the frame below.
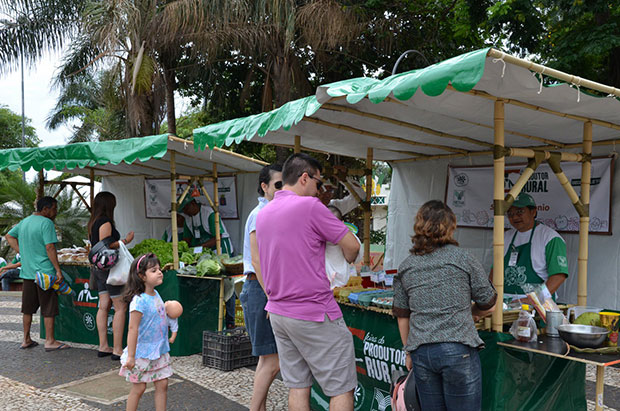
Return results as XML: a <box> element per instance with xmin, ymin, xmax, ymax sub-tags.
<box><xmin>557</xmin><ymin>324</ymin><xmax>609</xmax><ymax>348</ymax></box>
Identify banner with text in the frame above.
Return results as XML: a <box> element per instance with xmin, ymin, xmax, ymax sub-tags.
<box><xmin>445</xmin><ymin>158</ymin><xmax>613</xmax><ymax>233</ymax></box>
<box><xmin>144</xmin><ymin>177</ymin><xmax>238</xmax><ymax>219</ymax></box>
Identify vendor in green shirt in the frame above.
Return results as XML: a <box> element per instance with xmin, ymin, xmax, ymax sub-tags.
<box><xmin>161</xmin><ymin>213</ymin><xmax>191</xmax><ymax>243</ymax></box>
<box><xmin>0</xmin><ymin>253</ymin><xmax>21</xmax><ymax>291</ymax></box>
<box><xmin>179</xmin><ymin>196</ymin><xmax>234</xmax><ymax>255</ymax></box>
<box><xmin>490</xmin><ymin>193</ymin><xmax>569</xmax><ymax>302</ymax></box>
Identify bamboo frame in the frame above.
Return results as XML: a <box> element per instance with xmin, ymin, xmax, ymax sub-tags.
<box><xmin>294</xmin><ymin>135</ymin><xmax>301</xmax><ymax>153</ymax></box>
<box><xmin>505</xmin><ymin>156</ymin><xmax>544</xmax><ymax>204</ymax></box>
<box><xmin>578</xmin><ymin>122</ymin><xmax>592</xmax><ymax>306</ymax></box>
<box><xmin>304</xmin><ymin>117</ymin><xmax>468</xmax><ymax>154</ymax></box>
<box><xmin>89</xmin><ymin>168</ymin><xmax>95</xmax><ymax>209</ymax></box>
<box><xmin>456</xmin><ymin>117</ymin><xmax>566</xmax><ymax>148</ymax></box>
<box><xmin>37</xmin><ymin>170</ymin><xmax>44</xmax><ymax>202</ymax></box>
<box><xmin>321</xmin><ymin>103</ymin><xmax>493</xmax><ymax>148</ymax></box>
<box><xmin>364</xmin><ymin>148</ymin><xmax>373</xmax><ymax>266</ymax></box>
<box><xmin>492</xmin><ymin>100</ymin><xmax>505</xmax><ymax>332</ymax></box>
<box><xmin>487</xmin><ymin>48</ymin><xmax>620</xmax><ymax>99</ymax></box>
<box><xmin>170</xmin><ymin>151</ymin><xmax>179</xmax><ymax>270</ymax></box>
<box><xmin>213</xmin><ymin>163</ymin><xmax>221</xmax><ymax>255</ymax></box>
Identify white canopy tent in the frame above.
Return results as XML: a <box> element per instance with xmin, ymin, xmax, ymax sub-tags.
<box><xmin>194</xmin><ymin>47</ymin><xmax>620</xmax><ymax>323</ymax></box>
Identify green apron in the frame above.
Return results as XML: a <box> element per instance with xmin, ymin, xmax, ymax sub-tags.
<box><xmin>188</xmin><ymin>209</ymin><xmax>233</xmax><ymax>255</ymax></box>
<box><xmin>504</xmin><ymin>222</ymin><xmax>544</xmax><ymax>297</ymax></box>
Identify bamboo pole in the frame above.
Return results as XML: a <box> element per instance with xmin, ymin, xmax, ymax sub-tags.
<box><xmin>70</xmin><ymin>183</ymin><xmax>91</xmax><ymax>211</ymax></box>
<box><xmin>492</xmin><ymin>100</ymin><xmax>505</xmax><ymax>332</ymax></box>
<box><xmin>487</xmin><ymin>48</ymin><xmax>620</xmax><ymax>99</ymax></box>
<box><xmin>508</xmin><ymin>148</ymin><xmax>582</xmax><ymax>163</ymax></box>
<box><xmin>197</xmin><ymin>181</ymin><xmax>216</xmax><ymax>209</ymax></box>
<box><xmin>304</xmin><ymin>117</ymin><xmax>468</xmax><ymax>154</ymax></box>
<box><xmin>213</xmin><ymin>163</ymin><xmax>221</xmax><ymax>256</ymax></box>
<box><xmin>218</xmin><ymin>280</ymin><xmax>225</xmax><ymax>332</ymax></box>
<box><xmin>37</xmin><ymin>170</ymin><xmax>44</xmax><ymax>202</ymax></box>
<box><xmin>321</xmin><ymin>103</ymin><xmax>493</xmax><ymax>148</ymax></box>
<box><xmin>451</xmin><ymin>86</ymin><xmax>620</xmax><ymax>132</ymax></box>
<box><xmin>505</xmin><ymin>155</ymin><xmax>544</xmax><ymax>204</ymax></box>
<box><xmin>170</xmin><ymin>151</ymin><xmax>179</xmax><ymax>270</ymax></box>
<box><xmin>294</xmin><ymin>135</ymin><xmax>301</xmax><ymax>153</ymax></box>
<box><xmin>547</xmin><ymin>155</ymin><xmax>587</xmax><ymax>217</ymax></box>
<box><xmin>177</xmin><ymin>177</ymin><xmax>198</xmax><ymax>207</ymax></box>
<box><xmin>456</xmin><ymin>117</ymin><xmax>566</xmax><ymax>147</ymax></box>
<box><xmin>89</xmin><ymin>168</ymin><xmax>95</xmax><ymax>210</ymax></box>
<box><xmin>364</xmin><ymin>148</ymin><xmax>373</xmax><ymax>267</ymax></box>
<box><xmin>578</xmin><ymin>122</ymin><xmax>592</xmax><ymax>306</ymax></box>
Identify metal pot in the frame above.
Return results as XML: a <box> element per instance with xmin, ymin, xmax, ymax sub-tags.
<box><xmin>557</xmin><ymin>324</ymin><xmax>609</xmax><ymax>348</ymax></box>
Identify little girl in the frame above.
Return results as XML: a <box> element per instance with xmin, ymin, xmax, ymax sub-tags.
<box><xmin>119</xmin><ymin>253</ymin><xmax>172</xmax><ymax>411</ymax></box>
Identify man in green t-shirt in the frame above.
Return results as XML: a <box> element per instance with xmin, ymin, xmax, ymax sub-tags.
<box><xmin>5</xmin><ymin>196</ymin><xmax>70</xmax><ymax>351</ymax></box>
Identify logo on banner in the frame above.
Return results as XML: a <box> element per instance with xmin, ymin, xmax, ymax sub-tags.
<box><xmin>453</xmin><ymin>190</ymin><xmax>465</xmax><ymax>207</ymax></box>
<box><xmin>454</xmin><ymin>173</ymin><xmax>469</xmax><ymax>187</ymax></box>
<box><xmin>83</xmin><ymin>312</ymin><xmax>95</xmax><ymax>331</ymax></box>
<box><xmin>371</xmin><ymin>388</ymin><xmax>391</xmax><ymax>411</ymax></box>
<box><xmin>353</xmin><ymin>382</ymin><xmax>366</xmax><ymax>411</ymax></box>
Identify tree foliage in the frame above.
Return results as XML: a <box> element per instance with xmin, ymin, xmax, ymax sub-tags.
<box><xmin>0</xmin><ymin>106</ymin><xmax>39</xmax><ymax>149</ymax></box>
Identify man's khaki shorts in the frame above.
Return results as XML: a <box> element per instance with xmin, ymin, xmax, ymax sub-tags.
<box><xmin>269</xmin><ymin>312</ymin><xmax>357</xmax><ymax>397</ymax></box>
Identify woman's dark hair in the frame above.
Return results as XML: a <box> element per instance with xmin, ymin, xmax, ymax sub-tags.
<box><xmin>88</xmin><ymin>191</ymin><xmax>117</xmax><ymax>236</ymax></box>
<box><xmin>410</xmin><ymin>200</ymin><xmax>458</xmax><ymax>256</ymax></box>
<box><xmin>257</xmin><ymin>164</ymin><xmax>282</xmax><ymax>196</ymax></box>
<box><xmin>36</xmin><ymin>196</ymin><xmax>57</xmax><ymax>212</ymax></box>
<box><xmin>282</xmin><ymin>153</ymin><xmax>322</xmax><ymax>186</ymax></box>
<box><xmin>123</xmin><ymin>253</ymin><xmax>161</xmax><ymax>303</ymax></box>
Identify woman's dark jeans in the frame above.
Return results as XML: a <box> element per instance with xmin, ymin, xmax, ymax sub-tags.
<box><xmin>410</xmin><ymin>342</ymin><xmax>482</xmax><ymax>411</ymax></box>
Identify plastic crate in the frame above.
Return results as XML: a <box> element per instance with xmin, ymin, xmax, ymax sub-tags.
<box><xmin>202</xmin><ymin>329</ymin><xmax>258</xmax><ymax>371</ymax></box>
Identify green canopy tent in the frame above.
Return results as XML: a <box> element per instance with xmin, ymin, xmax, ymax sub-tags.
<box><xmin>194</xmin><ymin>47</ymin><xmax>620</xmax><ymax>329</ymax></box>
<box><xmin>0</xmin><ymin>134</ymin><xmax>266</xmax><ymax>334</ymax></box>
<box><xmin>193</xmin><ymin>48</ymin><xmax>620</xmax><ymax>409</ymax></box>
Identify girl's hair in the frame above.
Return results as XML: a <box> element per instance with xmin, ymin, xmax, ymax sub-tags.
<box><xmin>123</xmin><ymin>253</ymin><xmax>161</xmax><ymax>303</ymax></box>
<box><xmin>257</xmin><ymin>164</ymin><xmax>282</xmax><ymax>196</ymax></box>
<box><xmin>88</xmin><ymin>191</ymin><xmax>117</xmax><ymax>236</ymax></box>
<box><xmin>410</xmin><ymin>200</ymin><xmax>458</xmax><ymax>256</ymax></box>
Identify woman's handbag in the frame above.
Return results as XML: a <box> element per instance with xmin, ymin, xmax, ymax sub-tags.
<box><xmin>88</xmin><ymin>237</ymin><xmax>119</xmax><ymax>270</ymax></box>
<box><xmin>107</xmin><ymin>242</ymin><xmax>132</xmax><ymax>285</ymax></box>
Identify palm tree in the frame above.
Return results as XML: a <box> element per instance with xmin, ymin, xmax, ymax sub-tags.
<box><xmin>0</xmin><ymin>0</ymin><xmax>82</xmax><ymax>71</ymax></box>
<box><xmin>47</xmin><ymin>68</ymin><xmax>127</xmax><ymax>143</ymax></box>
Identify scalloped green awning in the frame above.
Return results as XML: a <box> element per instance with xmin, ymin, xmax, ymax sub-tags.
<box><xmin>193</xmin><ymin>48</ymin><xmax>490</xmax><ymax>150</ymax></box>
<box><xmin>0</xmin><ymin>134</ymin><xmax>169</xmax><ymax>172</ymax></box>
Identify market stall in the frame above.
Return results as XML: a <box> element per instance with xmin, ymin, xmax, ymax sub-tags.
<box><xmin>193</xmin><ymin>48</ymin><xmax>620</xmax><ymax>409</ymax></box>
<box><xmin>0</xmin><ymin>134</ymin><xmax>266</xmax><ymax>355</ymax></box>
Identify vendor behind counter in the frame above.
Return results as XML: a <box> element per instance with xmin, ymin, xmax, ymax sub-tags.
<box><xmin>178</xmin><ymin>196</ymin><xmax>234</xmax><ymax>255</ymax></box>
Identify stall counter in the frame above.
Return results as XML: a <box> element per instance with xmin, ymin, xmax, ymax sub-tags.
<box><xmin>41</xmin><ymin>264</ymin><xmax>222</xmax><ymax>356</ymax></box>
<box><xmin>310</xmin><ymin>303</ymin><xmax>587</xmax><ymax>411</ymax></box>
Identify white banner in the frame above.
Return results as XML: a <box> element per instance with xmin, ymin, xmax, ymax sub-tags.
<box><xmin>144</xmin><ymin>177</ymin><xmax>238</xmax><ymax>219</ymax></box>
<box><xmin>445</xmin><ymin>158</ymin><xmax>613</xmax><ymax>233</ymax></box>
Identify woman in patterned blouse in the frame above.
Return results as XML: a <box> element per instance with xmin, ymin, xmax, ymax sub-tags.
<box><xmin>393</xmin><ymin>200</ymin><xmax>497</xmax><ymax>411</ymax></box>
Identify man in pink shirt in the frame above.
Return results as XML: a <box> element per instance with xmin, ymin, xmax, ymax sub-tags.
<box><xmin>255</xmin><ymin>153</ymin><xmax>360</xmax><ymax>411</ymax></box>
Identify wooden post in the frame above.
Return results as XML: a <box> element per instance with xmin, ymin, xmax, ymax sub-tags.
<box><xmin>37</xmin><ymin>170</ymin><xmax>45</xmax><ymax>202</ymax></box>
<box><xmin>364</xmin><ymin>148</ymin><xmax>373</xmax><ymax>267</ymax></box>
<box><xmin>595</xmin><ymin>365</ymin><xmax>605</xmax><ymax>411</ymax></box>
<box><xmin>89</xmin><ymin>168</ymin><xmax>95</xmax><ymax>210</ymax></box>
<box><xmin>294</xmin><ymin>135</ymin><xmax>301</xmax><ymax>153</ymax></box>
<box><xmin>213</xmin><ymin>163</ymin><xmax>221</xmax><ymax>255</ymax></box>
<box><xmin>170</xmin><ymin>151</ymin><xmax>179</xmax><ymax>270</ymax></box>
<box><xmin>492</xmin><ymin>100</ymin><xmax>505</xmax><ymax>332</ymax></box>
<box><xmin>218</xmin><ymin>280</ymin><xmax>225</xmax><ymax>332</ymax></box>
<box><xmin>579</xmin><ymin>122</ymin><xmax>592</xmax><ymax>306</ymax></box>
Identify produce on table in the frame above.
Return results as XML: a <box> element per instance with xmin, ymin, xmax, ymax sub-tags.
<box><xmin>574</xmin><ymin>312</ymin><xmax>601</xmax><ymax>327</ymax></box>
<box><xmin>129</xmin><ymin>239</ymin><xmax>190</xmax><ymax>267</ymax></box>
<box><xmin>180</xmin><ymin>251</ymin><xmax>197</xmax><ymax>265</ymax></box>
<box><xmin>196</xmin><ymin>258</ymin><xmax>222</xmax><ymax>277</ymax></box>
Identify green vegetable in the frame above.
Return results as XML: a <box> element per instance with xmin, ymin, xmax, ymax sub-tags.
<box><xmin>180</xmin><ymin>252</ymin><xmax>197</xmax><ymax>265</ymax></box>
<box><xmin>574</xmin><ymin>312</ymin><xmax>601</xmax><ymax>327</ymax></box>
<box><xmin>196</xmin><ymin>258</ymin><xmax>222</xmax><ymax>277</ymax></box>
<box><xmin>129</xmin><ymin>239</ymin><xmax>190</xmax><ymax>267</ymax></box>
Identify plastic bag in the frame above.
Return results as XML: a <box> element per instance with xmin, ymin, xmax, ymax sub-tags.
<box><xmin>522</xmin><ymin>283</ymin><xmax>561</xmax><ymax>323</ymax></box>
<box><xmin>107</xmin><ymin>242</ymin><xmax>132</xmax><ymax>285</ymax></box>
<box><xmin>510</xmin><ymin>310</ymin><xmax>538</xmax><ymax>342</ymax></box>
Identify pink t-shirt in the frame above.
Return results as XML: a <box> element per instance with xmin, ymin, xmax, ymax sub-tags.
<box><xmin>256</xmin><ymin>190</ymin><xmax>349</xmax><ymax>321</ymax></box>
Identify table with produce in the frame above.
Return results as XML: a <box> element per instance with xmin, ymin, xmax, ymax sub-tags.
<box><xmin>49</xmin><ymin>239</ymin><xmax>243</xmax><ymax>356</ymax></box>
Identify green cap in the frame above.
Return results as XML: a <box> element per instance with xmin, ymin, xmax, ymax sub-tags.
<box><xmin>178</xmin><ymin>196</ymin><xmax>196</xmax><ymax>212</ymax></box>
<box><xmin>512</xmin><ymin>193</ymin><xmax>536</xmax><ymax>208</ymax></box>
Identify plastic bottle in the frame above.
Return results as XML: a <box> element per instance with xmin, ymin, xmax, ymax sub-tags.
<box><xmin>516</xmin><ymin>304</ymin><xmax>535</xmax><ymax>342</ymax></box>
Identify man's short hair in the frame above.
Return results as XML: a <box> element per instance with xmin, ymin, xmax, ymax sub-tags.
<box><xmin>36</xmin><ymin>196</ymin><xmax>57</xmax><ymax>212</ymax></box>
<box><xmin>258</xmin><ymin>164</ymin><xmax>283</xmax><ymax>196</ymax></box>
<box><xmin>282</xmin><ymin>153</ymin><xmax>323</xmax><ymax>186</ymax></box>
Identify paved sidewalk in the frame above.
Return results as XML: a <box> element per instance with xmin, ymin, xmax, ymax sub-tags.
<box><xmin>0</xmin><ymin>292</ymin><xmax>288</xmax><ymax>410</ymax></box>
